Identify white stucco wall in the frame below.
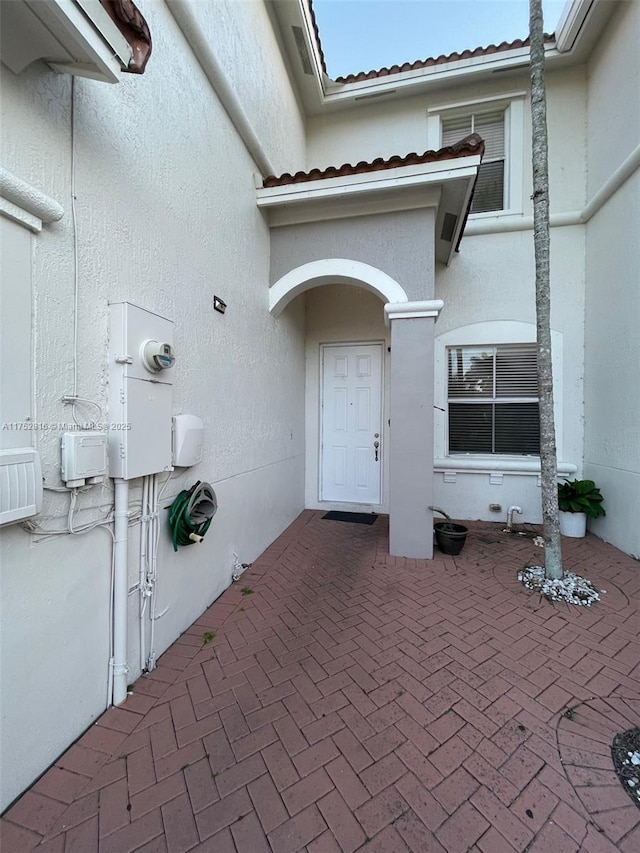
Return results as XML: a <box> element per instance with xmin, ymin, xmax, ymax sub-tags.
<box><xmin>582</xmin><ymin>0</ymin><xmax>640</xmax><ymax>556</ymax></box>
<box><xmin>306</xmin><ymin>65</ymin><xmax>588</xmax><ymax>528</ymax></box>
<box><xmin>303</xmin><ymin>285</ymin><xmax>391</xmax><ymax>512</ymax></box>
<box><xmin>0</xmin><ymin>0</ymin><xmax>306</xmax><ymax>810</ymax></box>
<box><xmin>432</xmin><ymin>225</ymin><xmax>585</xmax><ymax>524</ymax></box>
<box><xmin>307</xmin><ymin>68</ymin><xmax>587</xmax><ymax>216</ymax></box>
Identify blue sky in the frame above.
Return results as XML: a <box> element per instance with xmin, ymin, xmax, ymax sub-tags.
<box><xmin>313</xmin><ymin>0</ymin><xmax>567</xmax><ymax>78</ymax></box>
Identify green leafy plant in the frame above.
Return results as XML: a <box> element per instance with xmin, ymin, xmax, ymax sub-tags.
<box><xmin>557</xmin><ymin>479</ymin><xmax>605</xmax><ymax>518</ymax></box>
<box><xmin>428</xmin><ymin>506</ymin><xmax>455</xmax><ymax>531</ymax></box>
<box><xmin>202</xmin><ymin>631</ymin><xmax>215</xmax><ymax>645</ymax></box>
<box><xmin>241</xmin><ymin>587</ymin><xmax>254</xmax><ymax>596</ymax></box>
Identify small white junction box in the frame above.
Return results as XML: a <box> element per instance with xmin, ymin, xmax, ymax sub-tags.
<box><xmin>172</xmin><ymin>415</ymin><xmax>204</xmax><ymax>467</ymax></box>
<box><xmin>61</xmin><ymin>432</ymin><xmax>107</xmax><ymax>487</ymax></box>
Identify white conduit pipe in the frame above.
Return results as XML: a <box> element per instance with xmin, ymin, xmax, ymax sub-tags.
<box><xmin>112</xmin><ymin>478</ymin><xmax>130</xmax><ymax>706</ymax></box>
<box><xmin>148</xmin><ymin>474</ymin><xmax>159</xmax><ymax>672</ymax></box>
<box><xmin>139</xmin><ymin>476</ymin><xmax>149</xmax><ymax>672</ymax></box>
<box><xmin>165</xmin><ymin>0</ymin><xmax>276</xmax><ymax>178</ymax></box>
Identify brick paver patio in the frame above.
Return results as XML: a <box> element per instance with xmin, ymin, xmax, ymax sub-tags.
<box><xmin>2</xmin><ymin>511</ymin><xmax>639</xmax><ymax>852</ymax></box>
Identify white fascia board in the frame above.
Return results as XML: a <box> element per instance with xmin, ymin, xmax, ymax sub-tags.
<box><xmin>555</xmin><ymin>0</ymin><xmax>595</xmax><ymax>52</ymax></box>
<box><xmin>74</xmin><ymin>0</ymin><xmax>132</xmax><ymax>65</ymax></box>
<box><xmin>298</xmin><ymin>0</ymin><xmax>330</xmax><ymax>86</ymax></box>
<box><xmin>263</xmin><ymin>187</ymin><xmax>443</xmax><ymax>228</ymax></box>
<box><xmin>29</xmin><ymin>0</ymin><xmax>132</xmax><ymax>82</ymax></box>
<box><xmin>321</xmin><ymin>46</ymin><xmax>558</xmax><ymax>107</ymax></box>
<box><xmin>257</xmin><ymin>159</ymin><xmax>481</xmax><ymax>209</ymax></box>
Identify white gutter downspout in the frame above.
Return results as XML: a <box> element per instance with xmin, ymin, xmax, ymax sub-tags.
<box><xmin>112</xmin><ymin>478</ymin><xmax>130</xmax><ymax>706</ymax></box>
<box><xmin>165</xmin><ymin>0</ymin><xmax>276</xmax><ymax>178</ymax></box>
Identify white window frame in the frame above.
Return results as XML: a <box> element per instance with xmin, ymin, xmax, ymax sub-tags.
<box><xmin>446</xmin><ymin>342</ymin><xmax>540</xmax><ymax>456</ymax></box>
<box><xmin>427</xmin><ymin>92</ymin><xmax>525</xmax><ymax>217</ymax></box>
<box><xmin>434</xmin><ymin>321</ymin><xmax>565</xmax><ymax>472</ymax></box>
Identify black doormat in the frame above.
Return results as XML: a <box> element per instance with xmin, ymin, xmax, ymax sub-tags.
<box><xmin>322</xmin><ymin>511</ymin><xmax>378</xmax><ymax>525</ymax></box>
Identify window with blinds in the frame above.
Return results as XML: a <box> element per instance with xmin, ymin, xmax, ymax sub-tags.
<box><xmin>442</xmin><ymin>111</ymin><xmax>505</xmax><ymax>212</ymax></box>
<box><xmin>447</xmin><ymin>344</ymin><xmax>540</xmax><ymax>455</ymax></box>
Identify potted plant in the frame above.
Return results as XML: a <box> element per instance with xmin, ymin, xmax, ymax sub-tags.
<box><xmin>557</xmin><ymin>479</ymin><xmax>605</xmax><ymax>538</ymax></box>
<box><xmin>428</xmin><ymin>506</ymin><xmax>468</xmax><ymax>555</ymax></box>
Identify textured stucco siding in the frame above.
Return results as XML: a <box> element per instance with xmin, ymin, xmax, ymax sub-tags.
<box><xmin>270</xmin><ymin>209</ymin><xmax>436</xmax><ymax>301</ymax></box>
<box><xmin>583</xmin><ymin>0</ymin><xmax>640</xmax><ymax>556</ymax></box>
<box><xmin>0</xmin><ymin>0</ymin><xmax>306</xmax><ymax>810</ymax></box>
<box><xmin>307</xmin><ymin>68</ymin><xmax>587</xmax><ymax>217</ymax></box>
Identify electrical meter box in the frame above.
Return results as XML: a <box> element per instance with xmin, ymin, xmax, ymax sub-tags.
<box><xmin>108</xmin><ymin>303</ymin><xmax>174</xmax><ymax>480</ymax></box>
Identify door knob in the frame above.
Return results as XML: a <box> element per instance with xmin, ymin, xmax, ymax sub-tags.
<box><xmin>373</xmin><ymin>440</ymin><xmax>379</xmax><ymax>462</ymax></box>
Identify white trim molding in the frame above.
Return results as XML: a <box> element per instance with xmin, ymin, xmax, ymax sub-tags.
<box><xmin>434</xmin><ymin>457</ymin><xmax>578</xmax><ymax>475</ymax></box>
<box><xmin>384</xmin><ymin>300</ymin><xmax>444</xmax><ymax>326</ymax></box>
<box><xmin>464</xmin><ymin>143</ymin><xmax>640</xmax><ymax>236</ymax></box>
<box><xmin>269</xmin><ymin>259</ymin><xmax>409</xmax><ymax>316</ymax></box>
<box><xmin>0</xmin><ymin>168</ymin><xmax>64</xmax><ymax>233</ymax></box>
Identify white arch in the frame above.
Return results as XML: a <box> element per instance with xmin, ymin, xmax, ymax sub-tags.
<box><xmin>269</xmin><ymin>259</ymin><xmax>409</xmax><ymax>316</ymax></box>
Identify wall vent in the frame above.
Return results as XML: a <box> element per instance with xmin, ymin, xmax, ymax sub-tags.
<box><xmin>292</xmin><ymin>26</ymin><xmax>313</xmax><ymax>75</ymax></box>
<box><xmin>0</xmin><ymin>447</ymin><xmax>43</xmax><ymax>526</ymax></box>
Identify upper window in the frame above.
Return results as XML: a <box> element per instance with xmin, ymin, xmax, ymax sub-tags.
<box><xmin>447</xmin><ymin>344</ymin><xmax>540</xmax><ymax>455</ymax></box>
<box><xmin>427</xmin><ymin>94</ymin><xmax>525</xmax><ymax>216</ymax></box>
<box><xmin>442</xmin><ymin>111</ymin><xmax>505</xmax><ymax>213</ymax></box>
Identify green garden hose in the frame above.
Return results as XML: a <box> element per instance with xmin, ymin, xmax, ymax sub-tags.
<box><xmin>168</xmin><ymin>481</ymin><xmax>217</xmax><ymax>551</ymax></box>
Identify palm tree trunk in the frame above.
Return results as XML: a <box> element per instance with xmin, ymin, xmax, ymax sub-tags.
<box><xmin>529</xmin><ymin>0</ymin><xmax>563</xmax><ymax>579</ymax></box>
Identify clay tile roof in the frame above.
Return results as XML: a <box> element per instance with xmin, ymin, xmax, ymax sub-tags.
<box><xmin>308</xmin><ymin>0</ymin><xmax>328</xmax><ymax>75</ymax></box>
<box><xmin>332</xmin><ymin>35</ymin><xmax>554</xmax><ymax>84</ymax></box>
<box><xmin>263</xmin><ymin>133</ymin><xmax>485</xmax><ymax>189</ymax></box>
<box><xmin>308</xmin><ymin>0</ymin><xmax>553</xmax><ymax>85</ymax></box>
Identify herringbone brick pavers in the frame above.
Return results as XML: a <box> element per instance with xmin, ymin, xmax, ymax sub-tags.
<box><xmin>2</xmin><ymin>512</ymin><xmax>639</xmax><ymax>852</ymax></box>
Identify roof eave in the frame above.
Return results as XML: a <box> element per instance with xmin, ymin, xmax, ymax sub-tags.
<box><xmin>268</xmin><ymin>0</ymin><xmax>617</xmax><ymax>116</ymax></box>
<box><xmin>257</xmin><ymin>155</ymin><xmax>482</xmax><ymax>266</ymax></box>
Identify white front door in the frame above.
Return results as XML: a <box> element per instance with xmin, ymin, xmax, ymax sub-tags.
<box><xmin>321</xmin><ymin>343</ymin><xmax>383</xmax><ymax>504</ymax></box>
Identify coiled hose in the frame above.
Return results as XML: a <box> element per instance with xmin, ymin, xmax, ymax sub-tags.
<box><xmin>168</xmin><ymin>481</ymin><xmax>217</xmax><ymax>551</ymax></box>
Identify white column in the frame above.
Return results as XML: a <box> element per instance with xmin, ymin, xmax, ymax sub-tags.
<box><xmin>385</xmin><ymin>301</ymin><xmax>443</xmax><ymax>558</ymax></box>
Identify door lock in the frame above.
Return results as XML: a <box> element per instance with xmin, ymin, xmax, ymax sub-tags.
<box><xmin>374</xmin><ymin>440</ymin><xmax>380</xmax><ymax>462</ymax></box>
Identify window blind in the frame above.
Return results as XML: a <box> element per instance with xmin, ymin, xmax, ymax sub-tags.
<box><xmin>442</xmin><ymin>110</ymin><xmax>505</xmax><ymax>212</ymax></box>
<box><xmin>447</xmin><ymin>344</ymin><xmax>540</xmax><ymax>455</ymax></box>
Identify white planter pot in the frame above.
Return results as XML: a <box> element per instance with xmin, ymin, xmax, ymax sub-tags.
<box><xmin>559</xmin><ymin>511</ymin><xmax>587</xmax><ymax>538</ymax></box>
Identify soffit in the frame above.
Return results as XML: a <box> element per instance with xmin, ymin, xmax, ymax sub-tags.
<box><xmin>0</xmin><ymin>0</ymin><xmax>151</xmax><ymax>82</ymax></box>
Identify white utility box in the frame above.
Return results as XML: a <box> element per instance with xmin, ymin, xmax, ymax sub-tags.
<box><xmin>172</xmin><ymin>415</ymin><xmax>204</xmax><ymax>467</ymax></box>
<box><xmin>108</xmin><ymin>303</ymin><xmax>174</xmax><ymax>480</ymax></box>
<box><xmin>61</xmin><ymin>431</ymin><xmax>107</xmax><ymax>487</ymax></box>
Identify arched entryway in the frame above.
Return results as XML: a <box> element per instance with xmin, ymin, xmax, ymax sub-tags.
<box><xmin>269</xmin><ymin>258</ymin><xmax>409</xmax><ymax>317</ymax></box>
<box><xmin>269</xmin><ymin>258</ymin><xmax>443</xmax><ymax>559</ymax></box>
<box><xmin>271</xmin><ymin>260</ymin><xmax>405</xmax><ymax>521</ymax></box>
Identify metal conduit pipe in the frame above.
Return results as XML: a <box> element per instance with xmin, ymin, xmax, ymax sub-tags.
<box><xmin>165</xmin><ymin>0</ymin><xmax>276</xmax><ymax>178</ymax></box>
<box><xmin>112</xmin><ymin>478</ymin><xmax>130</xmax><ymax>706</ymax></box>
